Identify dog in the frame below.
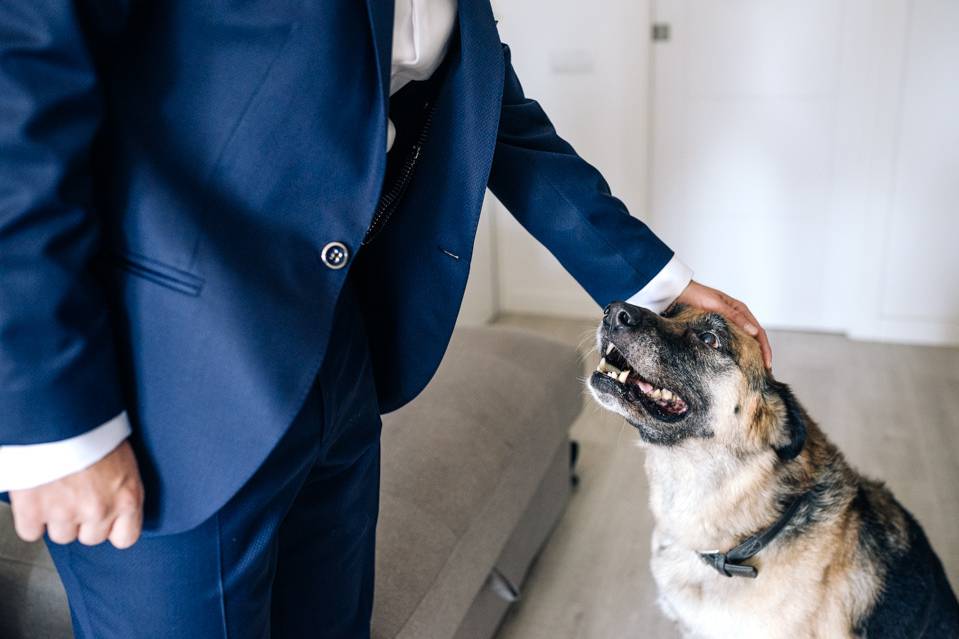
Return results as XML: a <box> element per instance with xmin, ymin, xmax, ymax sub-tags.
<box><xmin>586</xmin><ymin>301</ymin><xmax>959</xmax><ymax>638</ymax></box>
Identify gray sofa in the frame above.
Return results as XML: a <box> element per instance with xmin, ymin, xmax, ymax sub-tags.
<box><xmin>0</xmin><ymin>325</ymin><xmax>584</xmax><ymax>639</ymax></box>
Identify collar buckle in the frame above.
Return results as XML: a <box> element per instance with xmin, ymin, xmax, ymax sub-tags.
<box><xmin>699</xmin><ymin>551</ymin><xmax>758</xmax><ymax>579</ymax></box>
<box><xmin>696</xmin><ymin>490</ymin><xmax>812</xmax><ymax>580</ymax></box>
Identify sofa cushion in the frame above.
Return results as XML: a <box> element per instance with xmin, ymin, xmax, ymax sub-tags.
<box><xmin>373</xmin><ymin>326</ymin><xmax>583</xmax><ymax>639</ymax></box>
<box><xmin>452</xmin><ymin>439</ymin><xmax>573</xmax><ymax>639</ymax></box>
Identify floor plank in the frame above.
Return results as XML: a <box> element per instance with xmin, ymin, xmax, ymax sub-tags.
<box><xmin>492</xmin><ymin>314</ymin><xmax>959</xmax><ymax>639</ymax></box>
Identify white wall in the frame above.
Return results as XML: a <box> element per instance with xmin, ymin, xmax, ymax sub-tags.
<box><xmin>456</xmin><ymin>193</ymin><xmax>498</xmax><ymax>326</ymax></box>
<box><xmin>489</xmin><ymin>0</ymin><xmax>653</xmax><ymax>319</ymax></box>
<box><xmin>648</xmin><ymin>0</ymin><xmax>850</xmax><ymax>333</ymax></box>
<box><xmin>649</xmin><ymin>0</ymin><xmax>959</xmax><ymax>345</ymax></box>
<box><xmin>479</xmin><ymin>0</ymin><xmax>959</xmax><ymax>345</ymax></box>
<box><xmin>843</xmin><ymin>0</ymin><xmax>959</xmax><ymax>345</ymax></box>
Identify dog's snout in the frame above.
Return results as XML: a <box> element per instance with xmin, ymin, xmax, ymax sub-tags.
<box><xmin>605</xmin><ymin>302</ymin><xmax>651</xmax><ymax>330</ymax></box>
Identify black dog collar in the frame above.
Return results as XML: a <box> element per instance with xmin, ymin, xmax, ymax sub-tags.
<box><xmin>698</xmin><ymin>492</ymin><xmax>809</xmax><ymax>579</ymax></box>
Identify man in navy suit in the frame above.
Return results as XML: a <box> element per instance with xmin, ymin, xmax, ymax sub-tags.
<box><xmin>0</xmin><ymin>1</ymin><xmax>771</xmax><ymax>637</ymax></box>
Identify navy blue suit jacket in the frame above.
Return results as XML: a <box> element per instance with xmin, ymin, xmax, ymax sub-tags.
<box><xmin>0</xmin><ymin>0</ymin><xmax>674</xmax><ymax>533</ymax></box>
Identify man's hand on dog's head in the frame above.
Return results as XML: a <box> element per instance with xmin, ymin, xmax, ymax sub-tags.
<box><xmin>674</xmin><ymin>280</ymin><xmax>772</xmax><ymax>369</ymax></box>
<box><xmin>9</xmin><ymin>440</ymin><xmax>144</xmax><ymax>549</ymax></box>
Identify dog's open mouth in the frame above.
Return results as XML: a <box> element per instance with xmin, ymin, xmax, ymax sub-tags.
<box><xmin>591</xmin><ymin>341</ymin><xmax>689</xmax><ymax>422</ymax></box>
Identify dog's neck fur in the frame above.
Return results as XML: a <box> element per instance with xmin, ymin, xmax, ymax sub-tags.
<box><xmin>643</xmin><ymin>437</ymin><xmax>811</xmax><ymax>554</ymax></box>
<box><xmin>643</xmin><ymin>418</ymin><xmax>858</xmax><ymax>557</ymax></box>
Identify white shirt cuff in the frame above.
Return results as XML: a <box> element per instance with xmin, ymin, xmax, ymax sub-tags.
<box><xmin>624</xmin><ymin>255</ymin><xmax>694</xmax><ymax>314</ymax></box>
<box><xmin>0</xmin><ymin>412</ymin><xmax>132</xmax><ymax>492</ymax></box>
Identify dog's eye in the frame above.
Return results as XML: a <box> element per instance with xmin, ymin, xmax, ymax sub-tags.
<box><xmin>698</xmin><ymin>331</ymin><xmax>721</xmax><ymax>349</ymax></box>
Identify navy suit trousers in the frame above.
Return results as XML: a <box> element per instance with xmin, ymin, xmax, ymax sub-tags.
<box><xmin>45</xmin><ymin>277</ymin><xmax>382</xmax><ymax>638</ymax></box>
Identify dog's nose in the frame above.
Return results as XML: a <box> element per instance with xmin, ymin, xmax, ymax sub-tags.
<box><xmin>605</xmin><ymin>301</ymin><xmax>646</xmax><ymax>330</ymax></box>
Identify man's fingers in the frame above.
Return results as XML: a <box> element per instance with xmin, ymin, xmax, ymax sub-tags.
<box><xmin>723</xmin><ymin>305</ymin><xmax>757</xmax><ymax>337</ymax></box>
<box><xmin>721</xmin><ymin>298</ymin><xmax>757</xmax><ymax>335</ymax></box>
<box><xmin>46</xmin><ymin>520</ymin><xmax>80</xmax><ymax>545</ymax></box>
<box><xmin>705</xmin><ymin>293</ymin><xmax>758</xmax><ymax>336</ymax></box>
<box><xmin>5</xmin><ymin>440</ymin><xmax>145</xmax><ymax>549</ymax></box>
<box><xmin>727</xmin><ymin>299</ymin><xmax>773</xmax><ymax>368</ymax></box>
<box><xmin>746</xmin><ymin>315</ymin><xmax>773</xmax><ymax>368</ymax></box>
<box><xmin>757</xmin><ymin>329</ymin><xmax>773</xmax><ymax>369</ymax></box>
<box><xmin>108</xmin><ymin>510</ymin><xmax>143</xmax><ymax>550</ymax></box>
<box><xmin>78</xmin><ymin>518</ymin><xmax>114</xmax><ymax>546</ymax></box>
<box><xmin>739</xmin><ymin>304</ymin><xmax>764</xmax><ymax>339</ymax></box>
<box><xmin>11</xmin><ymin>508</ymin><xmax>45</xmax><ymax>543</ymax></box>
<box><xmin>678</xmin><ymin>281</ymin><xmax>773</xmax><ymax>369</ymax></box>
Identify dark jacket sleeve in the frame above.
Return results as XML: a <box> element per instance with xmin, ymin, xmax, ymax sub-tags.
<box><xmin>0</xmin><ymin>1</ymin><xmax>126</xmax><ymax>444</ymax></box>
<box><xmin>487</xmin><ymin>43</ymin><xmax>675</xmax><ymax>307</ymax></box>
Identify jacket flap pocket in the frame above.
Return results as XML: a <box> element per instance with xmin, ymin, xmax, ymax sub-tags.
<box><xmin>113</xmin><ymin>251</ymin><xmax>205</xmax><ymax>297</ymax></box>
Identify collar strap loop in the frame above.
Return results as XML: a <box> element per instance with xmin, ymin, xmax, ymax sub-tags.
<box><xmin>698</xmin><ymin>491</ymin><xmax>810</xmax><ymax>579</ymax></box>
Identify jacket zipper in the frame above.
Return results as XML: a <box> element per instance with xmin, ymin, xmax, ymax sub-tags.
<box><xmin>362</xmin><ymin>97</ymin><xmax>438</xmax><ymax>246</ymax></box>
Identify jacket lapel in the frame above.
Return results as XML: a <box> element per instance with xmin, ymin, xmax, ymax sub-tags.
<box><xmin>349</xmin><ymin>2</ymin><xmax>507</xmax><ymax>411</ymax></box>
<box><xmin>365</xmin><ymin>0</ymin><xmax>394</xmax><ymax>120</ymax></box>
<box><xmin>449</xmin><ymin>0</ymin><xmax>505</xmax><ymax>227</ymax></box>
<box><xmin>456</xmin><ymin>0</ymin><xmax>504</xmax><ymax>145</ymax></box>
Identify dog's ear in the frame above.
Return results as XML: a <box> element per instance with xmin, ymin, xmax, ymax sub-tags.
<box><xmin>765</xmin><ymin>380</ymin><xmax>807</xmax><ymax>461</ymax></box>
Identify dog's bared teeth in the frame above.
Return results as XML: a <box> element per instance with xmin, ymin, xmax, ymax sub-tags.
<box><xmin>650</xmin><ymin>389</ymin><xmax>663</xmax><ymax>400</ymax></box>
<box><xmin>661</xmin><ymin>389</ymin><xmax>673</xmax><ymax>401</ymax></box>
<box><xmin>617</xmin><ymin>370</ymin><xmax>630</xmax><ymax>383</ymax></box>
<box><xmin>597</xmin><ymin>357</ymin><xmax>623</xmax><ymax>375</ymax></box>
<box><xmin>606</xmin><ymin>343</ymin><xmax>615</xmax><ymax>355</ymax></box>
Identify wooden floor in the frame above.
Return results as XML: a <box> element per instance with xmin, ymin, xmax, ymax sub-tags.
<box><xmin>491</xmin><ymin>314</ymin><xmax>959</xmax><ymax>639</ymax></box>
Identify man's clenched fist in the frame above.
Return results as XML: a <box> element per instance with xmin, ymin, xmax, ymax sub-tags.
<box><xmin>9</xmin><ymin>440</ymin><xmax>144</xmax><ymax>549</ymax></box>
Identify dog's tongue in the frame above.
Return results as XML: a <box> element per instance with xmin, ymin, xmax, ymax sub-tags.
<box><xmin>634</xmin><ymin>378</ymin><xmax>654</xmax><ymax>394</ymax></box>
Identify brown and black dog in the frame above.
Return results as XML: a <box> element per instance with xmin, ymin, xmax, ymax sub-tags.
<box><xmin>587</xmin><ymin>301</ymin><xmax>959</xmax><ymax>638</ymax></box>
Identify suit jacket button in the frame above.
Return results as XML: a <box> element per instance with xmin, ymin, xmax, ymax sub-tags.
<box><xmin>321</xmin><ymin>241</ymin><xmax>349</xmax><ymax>270</ymax></box>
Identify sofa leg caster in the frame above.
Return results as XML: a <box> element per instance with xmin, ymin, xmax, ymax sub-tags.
<box><xmin>569</xmin><ymin>440</ymin><xmax>580</xmax><ymax>488</ymax></box>
<box><xmin>489</xmin><ymin>568</ymin><xmax>521</xmax><ymax>603</ymax></box>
